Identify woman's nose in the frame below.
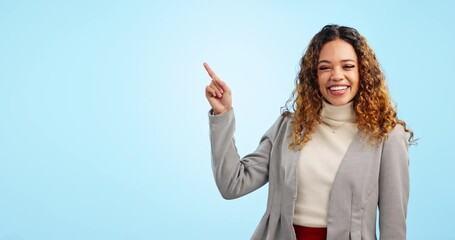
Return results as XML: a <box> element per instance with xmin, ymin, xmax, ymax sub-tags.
<box><xmin>330</xmin><ymin>67</ymin><xmax>344</xmax><ymax>81</ymax></box>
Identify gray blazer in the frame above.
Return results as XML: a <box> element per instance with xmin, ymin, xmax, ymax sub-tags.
<box><xmin>209</xmin><ymin>109</ymin><xmax>409</xmax><ymax>240</ymax></box>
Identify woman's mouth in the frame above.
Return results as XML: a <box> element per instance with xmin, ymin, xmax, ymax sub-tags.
<box><xmin>328</xmin><ymin>85</ymin><xmax>349</xmax><ymax>96</ymax></box>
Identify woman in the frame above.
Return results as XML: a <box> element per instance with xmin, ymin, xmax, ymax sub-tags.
<box><xmin>204</xmin><ymin>24</ymin><xmax>414</xmax><ymax>240</ymax></box>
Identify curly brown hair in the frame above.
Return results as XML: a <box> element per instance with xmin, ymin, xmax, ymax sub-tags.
<box><xmin>281</xmin><ymin>24</ymin><xmax>414</xmax><ymax>150</ymax></box>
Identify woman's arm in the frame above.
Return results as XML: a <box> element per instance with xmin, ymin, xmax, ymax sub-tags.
<box><xmin>378</xmin><ymin>124</ymin><xmax>410</xmax><ymax>240</ymax></box>
<box><xmin>209</xmin><ymin>109</ymin><xmax>284</xmax><ymax>199</ymax></box>
<box><xmin>204</xmin><ymin>62</ymin><xmax>283</xmax><ymax>199</ymax></box>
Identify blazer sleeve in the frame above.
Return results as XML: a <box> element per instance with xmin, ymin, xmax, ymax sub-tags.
<box><xmin>208</xmin><ymin>108</ymin><xmax>284</xmax><ymax>200</ymax></box>
<box><xmin>378</xmin><ymin>124</ymin><xmax>410</xmax><ymax>240</ymax></box>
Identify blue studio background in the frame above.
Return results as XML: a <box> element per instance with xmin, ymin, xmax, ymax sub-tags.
<box><xmin>1</xmin><ymin>1</ymin><xmax>454</xmax><ymax>239</ymax></box>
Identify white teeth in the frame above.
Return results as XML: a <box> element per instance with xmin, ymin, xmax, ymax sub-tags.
<box><xmin>329</xmin><ymin>86</ymin><xmax>348</xmax><ymax>91</ymax></box>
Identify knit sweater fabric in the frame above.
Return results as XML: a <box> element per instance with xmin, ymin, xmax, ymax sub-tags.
<box><xmin>293</xmin><ymin>100</ymin><xmax>358</xmax><ymax>227</ymax></box>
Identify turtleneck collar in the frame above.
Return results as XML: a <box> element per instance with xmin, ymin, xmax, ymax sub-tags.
<box><xmin>321</xmin><ymin>100</ymin><xmax>356</xmax><ymax>123</ymax></box>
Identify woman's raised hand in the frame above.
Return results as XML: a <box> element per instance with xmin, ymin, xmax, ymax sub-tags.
<box><xmin>204</xmin><ymin>62</ymin><xmax>232</xmax><ymax>115</ymax></box>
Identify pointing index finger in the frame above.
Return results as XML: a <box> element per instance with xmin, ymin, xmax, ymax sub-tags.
<box><xmin>203</xmin><ymin>62</ymin><xmax>220</xmax><ymax>80</ymax></box>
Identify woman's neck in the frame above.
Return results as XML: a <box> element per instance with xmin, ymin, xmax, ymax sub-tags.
<box><xmin>321</xmin><ymin>100</ymin><xmax>356</xmax><ymax>123</ymax></box>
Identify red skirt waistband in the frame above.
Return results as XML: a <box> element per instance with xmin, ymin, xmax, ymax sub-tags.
<box><xmin>293</xmin><ymin>225</ymin><xmax>327</xmax><ymax>240</ymax></box>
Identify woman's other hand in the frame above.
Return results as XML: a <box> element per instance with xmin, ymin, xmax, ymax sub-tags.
<box><xmin>204</xmin><ymin>62</ymin><xmax>232</xmax><ymax>115</ymax></box>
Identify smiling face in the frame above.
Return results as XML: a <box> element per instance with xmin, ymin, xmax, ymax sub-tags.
<box><xmin>317</xmin><ymin>39</ymin><xmax>360</xmax><ymax>106</ymax></box>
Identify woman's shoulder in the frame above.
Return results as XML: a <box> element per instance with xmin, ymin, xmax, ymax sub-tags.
<box><xmin>262</xmin><ymin>112</ymin><xmax>294</xmax><ymax>139</ymax></box>
<box><xmin>275</xmin><ymin>111</ymin><xmax>294</xmax><ymax>128</ymax></box>
<box><xmin>279</xmin><ymin>111</ymin><xmax>295</xmax><ymax>123</ymax></box>
<box><xmin>388</xmin><ymin>124</ymin><xmax>406</xmax><ymax>138</ymax></box>
<box><xmin>384</xmin><ymin>123</ymin><xmax>408</xmax><ymax>146</ymax></box>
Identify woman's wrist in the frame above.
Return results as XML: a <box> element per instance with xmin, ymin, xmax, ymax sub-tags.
<box><xmin>214</xmin><ymin>107</ymin><xmax>232</xmax><ymax>115</ymax></box>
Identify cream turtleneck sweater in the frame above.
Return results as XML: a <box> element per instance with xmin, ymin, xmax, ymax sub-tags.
<box><xmin>293</xmin><ymin>100</ymin><xmax>358</xmax><ymax>227</ymax></box>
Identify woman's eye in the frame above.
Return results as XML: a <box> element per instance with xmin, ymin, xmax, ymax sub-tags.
<box><xmin>318</xmin><ymin>66</ymin><xmax>330</xmax><ymax>70</ymax></box>
<box><xmin>343</xmin><ymin>65</ymin><xmax>355</xmax><ymax>69</ymax></box>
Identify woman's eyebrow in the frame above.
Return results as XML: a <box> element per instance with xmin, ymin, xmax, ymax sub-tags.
<box><xmin>318</xmin><ymin>59</ymin><xmax>356</xmax><ymax>64</ymax></box>
<box><xmin>317</xmin><ymin>60</ymin><xmax>331</xmax><ymax>64</ymax></box>
<box><xmin>340</xmin><ymin>59</ymin><xmax>356</xmax><ymax>63</ymax></box>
